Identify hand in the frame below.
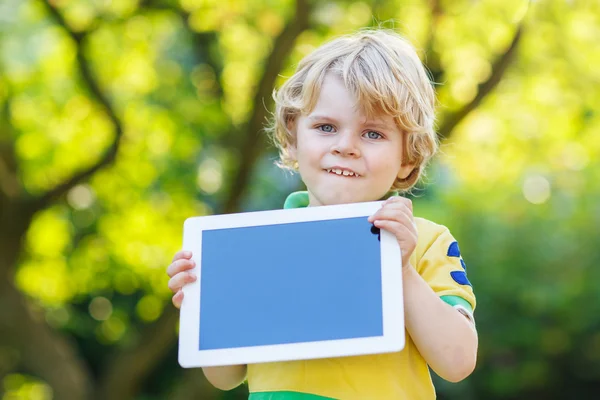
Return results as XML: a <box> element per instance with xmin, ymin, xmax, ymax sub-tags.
<box><xmin>368</xmin><ymin>196</ymin><xmax>417</xmax><ymax>270</ymax></box>
<box><xmin>166</xmin><ymin>250</ymin><xmax>197</xmax><ymax>308</ymax></box>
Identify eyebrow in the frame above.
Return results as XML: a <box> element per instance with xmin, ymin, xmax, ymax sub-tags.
<box><xmin>307</xmin><ymin>115</ymin><xmax>337</xmax><ymax>123</ymax></box>
<box><xmin>365</xmin><ymin>120</ymin><xmax>392</xmax><ymax>130</ymax></box>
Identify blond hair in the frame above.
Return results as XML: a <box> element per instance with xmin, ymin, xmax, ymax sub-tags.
<box><xmin>268</xmin><ymin>29</ymin><xmax>439</xmax><ymax>192</ymax></box>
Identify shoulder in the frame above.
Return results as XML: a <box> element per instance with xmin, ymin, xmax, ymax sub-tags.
<box><xmin>413</xmin><ymin>217</ymin><xmax>455</xmax><ymax>260</ymax></box>
<box><xmin>415</xmin><ymin>217</ymin><xmax>450</xmax><ymax>243</ymax></box>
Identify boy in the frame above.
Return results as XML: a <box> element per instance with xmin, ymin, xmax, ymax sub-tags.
<box><xmin>167</xmin><ymin>29</ymin><xmax>477</xmax><ymax>399</ymax></box>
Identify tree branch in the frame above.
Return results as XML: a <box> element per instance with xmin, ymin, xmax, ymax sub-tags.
<box><xmin>222</xmin><ymin>0</ymin><xmax>312</xmax><ymax>214</ymax></box>
<box><xmin>423</xmin><ymin>0</ymin><xmax>444</xmax><ymax>85</ymax></box>
<box><xmin>0</xmin><ymin>151</ymin><xmax>19</xmax><ymax>200</ymax></box>
<box><xmin>139</xmin><ymin>0</ymin><xmax>223</xmax><ymax>95</ymax></box>
<box><xmin>0</xmin><ymin>97</ymin><xmax>22</xmax><ymax>201</ymax></box>
<box><xmin>95</xmin><ymin>309</ymin><xmax>180</xmax><ymax>400</ymax></box>
<box><xmin>0</xmin><ymin>278</ymin><xmax>94</xmax><ymax>400</ymax></box>
<box><xmin>437</xmin><ymin>24</ymin><xmax>523</xmax><ymax>140</ymax></box>
<box><xmin>34</xmin><ymin>0</ymin><xmax>125</xmax><ymax>211</ymax></box>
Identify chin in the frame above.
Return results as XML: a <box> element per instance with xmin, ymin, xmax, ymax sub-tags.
<box><xmin>315</xmin><ymin>191</ymin><xmax>375</xmax><ymax>206</ymax></box>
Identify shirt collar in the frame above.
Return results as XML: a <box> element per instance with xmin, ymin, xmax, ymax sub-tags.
<box><xmin>283</xmin><ymin>191</ymin><xmax>310</xmax><ymax>209</ymax></box>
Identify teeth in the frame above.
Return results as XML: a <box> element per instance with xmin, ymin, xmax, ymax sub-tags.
<box><xmin>326</xmin><ymin>168</ymin><xmax>358</xmax><ymax>177</ymax></box>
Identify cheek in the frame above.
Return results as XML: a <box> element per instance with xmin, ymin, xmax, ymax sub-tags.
<box><xmin>296</xmin><ymin>137</ymin><xmax>322</xmax><ymax>161</ymax></box>
<box><xmin>366</xmin><ymin>154</ymin><xmax>403</xmax><ymax>183</ymax></box>
<box><xmin>373</xmin><ymin>145</ymin><xmax>403</xmax><ymax>170</ymax></box>
<box><xmin>369</xmin><ymin>153</ymin><xmax>401</xmax><ymax>172</ymax></box>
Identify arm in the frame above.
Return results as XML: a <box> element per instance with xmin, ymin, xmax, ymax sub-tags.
<box><xmin>166</xmin><ymin>251</ymin><xmax>248</xmax><ymax>391</ymax></box>
<box><xmin>403</xmin><ymin>265</ymin><xmax>477</xmax><ymax>382</ymax></box>
<box><xmin>369</xmin><ymin>197</ymin><xmax>478</xmax><ymax>382</ymax></box>
<box><xmin>202</xmin><ymin>365</ymin><xmax>248</xmax><ymax>390</ymax></box>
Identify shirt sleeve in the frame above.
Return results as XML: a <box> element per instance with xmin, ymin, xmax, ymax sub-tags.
<box><xmin>414</xmin><ymin>225</ymin><xmax>476</xmax><ymax>318</ymax></box>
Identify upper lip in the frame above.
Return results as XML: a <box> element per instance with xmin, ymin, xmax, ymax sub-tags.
<box><xmin>324</xmin><ymin>166</ymin><xmax>361</xmax><ymax>177</ymax></box>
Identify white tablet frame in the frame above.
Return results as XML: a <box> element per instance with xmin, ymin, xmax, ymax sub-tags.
<box><xmin>178</xmin><ymin>201</ymin><xmax>404</xmax><ymax>368</ymax></box>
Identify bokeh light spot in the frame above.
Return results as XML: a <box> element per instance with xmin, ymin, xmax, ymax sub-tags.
<box><xmin>89</xmin><ymin>296</ymin><xmax>113</xmax><ymax>321</ymax></box>
<box><xmin>67</xmin><ymin>184</ymin><xmax>95</xmax><ymax>210</ymax></box>
<box><xmin>523</xmin><ymin>175</ymin><xmax>551</xmax><ymax>204</ymax></box>
<box><xmin>136</xmin><ymin>295</ymin><xmax>162</xmax><ymax>322</ymax></box>
<box><xmin>197</xmin><ymin>158</ymin><xmax>223</xmax><ymax>194</ymax></box>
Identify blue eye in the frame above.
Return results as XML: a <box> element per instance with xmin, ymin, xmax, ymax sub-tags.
<box><xmin>365</xmin><ymin>131</ymin><xmax>382</xmax><ymax>139</ymax></box>
<box><xmin>318</xmin><ymin>124</ymin><xmax>334</xmax><ymax>133</ymax></box>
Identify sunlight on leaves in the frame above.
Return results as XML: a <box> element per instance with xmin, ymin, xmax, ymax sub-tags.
<box><xmin>16</xmin><ymin>258</ymin><xmax>72</xmax><ymax>306</ymax></box>
<box><xmin>136</xmin><ymin>295</ymin><xmax>164</xmax><ymax>322</ymax></box>
<box><xmin>25</xmin><ymin>208</ymin><xmax>72</xmax><ymax>257</ymax></box>
<box><xmin>220</xmin><ymin>21</ymin><xmax>271</xmax><ymax>124</ymax></box>
<box><xmin>96</xmin><ymin>312</ymin><xmax>127</xmax><ymax>344</ymax></box>
<box><xmin>2</xmin><ymin>374</ymin><xmax>52</xmax><ymax>400</ymax></box>
<box><xmin>62</xmin><ymin>1</ymin><xmax>96</xmax><ymax>32</ymax></box>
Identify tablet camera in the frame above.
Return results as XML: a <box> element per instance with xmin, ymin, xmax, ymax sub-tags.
<box><xmin>370</xmin><ymin>225</ymin><xmax>380</xmax><ymax>241</ymax></box>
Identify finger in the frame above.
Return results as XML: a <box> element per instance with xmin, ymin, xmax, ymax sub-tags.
<box><xmin>374</xmin><ymin>219</ymin><xmax>418</xmax><ymax>245</ymax></box>
<box><xmin>172</xmin><ymin>250</ymin><xmax>193</xmax><ymax>263</ymax></box>
<box><xmin>166</xmin><ymin>258</ymin><xmax>195</xmax><ymax>277</ymax></box>
<box><xmin>376</xmin><ymin>220</ymin><xmax>417</xmax><ymax>266</ymax></box>
<box><xmin>172</xmin><ymin>290</ymin><xmax>184</xmax><ymax>309</ymax></box>
<box><xmin>370</xmin><ymin>198</ymin><xmax>412</xmax><ymax>217</ymax></box>
<box><xmin>381</xmin><ymin>200</ymin><xmax>413</xmax><ymax>213</ymax></box>
<box><xmin>385</xmin><ymin>196</ymin><xmax>412</xmax><ymax>212</ymax></box>
<box><xmin>375</xmin><ymin>205</ymin><xmax>413</xmax><ymax>223</ymax></box>
<box><xmin>369</xmin><ymin>204</ymin><xmax>414</xmax><ymax>226</ymax></box>
<box><xmin>384</xmin><ymin>197</ymin><xmax>412</xmax><ymax>212</ymax></box>
<box><xmin>374</xmin><ymin>219</ymin><xmax>416</xmax><ymax>238</ymax></box>
<box><xmin>167</xmin><ymin>271</ymin><xmax>197</xmax><ymax>293</ymax></box>
<box><xmin>373</xmin><ymin>215</ymin><xmax>417</xmax><ymax>241</ymax></box>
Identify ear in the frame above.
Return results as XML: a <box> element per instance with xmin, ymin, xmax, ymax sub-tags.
<box><xmin>398</xmin><ymin>132</ymin><xmax>415</xmax><ymax>180</ymax></box>
<box><xmin>285</xmin><ymin>117</ymin><xmax>299</xmax><ymax>161</ymax></box>
<box><xmin>397</xmin><ymin>162</ymin><xmax>416</xmax><ymax>180</ymax></box>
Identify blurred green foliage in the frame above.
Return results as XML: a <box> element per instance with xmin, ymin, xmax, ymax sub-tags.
<box><xmin>0</xmin><ymin>0</ymin><xmax>599</xmax><ymax>399</ymax></box>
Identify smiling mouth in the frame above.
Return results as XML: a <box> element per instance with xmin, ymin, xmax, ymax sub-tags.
<box><xmin>325</xmin><ymin>168</ymin><xmax>361</xmax><ymax>177</ymax></box>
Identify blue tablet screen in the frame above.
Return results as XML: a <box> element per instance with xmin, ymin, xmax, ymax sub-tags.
<box><xmin>199</xmin><ymin>217</ymin><xmax>384</xmax><ymax>350</ymax></box>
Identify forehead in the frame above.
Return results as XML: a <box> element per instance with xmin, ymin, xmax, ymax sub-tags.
<box><xmin>307</xmin><ymin>74</ymin><xmax>397</xmax><ymax>127</ymax></box>
<box><xmin>309</xmin><ymin>75</ymin><xmax>356</xmax><ymax>112</ymax></box>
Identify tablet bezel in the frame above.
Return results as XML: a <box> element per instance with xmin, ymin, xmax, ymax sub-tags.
<box><xmin>178</xmin><ymin>201</ymin><xmax>404</xmax><ymax>367</ymax></box>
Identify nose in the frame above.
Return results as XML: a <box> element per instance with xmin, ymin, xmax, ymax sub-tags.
<box><xmin>331</xmin><ymin>131</ymin><xmax>361</xmax><ymax>158</ymax></box>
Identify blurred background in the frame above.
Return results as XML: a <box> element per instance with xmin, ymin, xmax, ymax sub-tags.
<box><xmin>0</xmin><ymin>0</ymin><xmax>598</xmax><ymax>399</ymax></box>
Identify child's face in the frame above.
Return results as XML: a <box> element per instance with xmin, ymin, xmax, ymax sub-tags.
<box><xmin>290</xmin><ymin>73</ymin><xmax>413</xmax><ymax>206</ymax></box>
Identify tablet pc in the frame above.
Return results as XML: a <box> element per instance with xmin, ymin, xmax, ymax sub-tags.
<box><xmin>178</xmin><ymin>201</ymin><xmax>404</xmax><ymax>367</ymax></box>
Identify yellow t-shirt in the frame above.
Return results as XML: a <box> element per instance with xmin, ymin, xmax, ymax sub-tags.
<box><xmin>247</xmin><ymin>193</ymin><xmax>476</xmax><ymax>400</ymax></box>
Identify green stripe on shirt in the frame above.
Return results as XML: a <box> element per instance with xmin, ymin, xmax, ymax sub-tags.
<box><xmin>440</xmin><ymin>295</ymin><xmax>473</xmax><ymax>313</ymax></box>
<box><xmin>249</xmin><ymin>391</ymin><xmax>336</xmax><ymax>400</ymax></box>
